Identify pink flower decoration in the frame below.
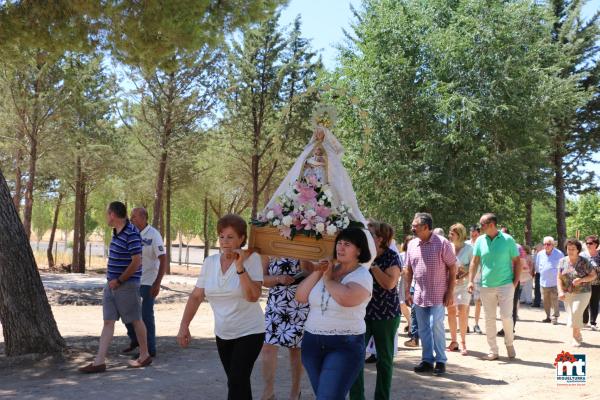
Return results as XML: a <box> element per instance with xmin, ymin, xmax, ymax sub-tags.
<box><xmin>278</xmin><ymin>226</ymin><xmax>292</xmax><ymax>239</ymax></box>
<box><xmin>316</xmin><ymin>205</ymin><xmax>331</xmax><ymax>218</ymax></box>
<box><xmin>298</xmin><ymin>185</ymin><xmax>318</xmax><ymax>204</ymax></box>
<box><xmin>301</xmin><ymin>219</ymin><xmax>313</xmax><ymax>231</ymax></box>
<box><xmin>294</xmin><ymin>216</ymin><xmax>304</xmax><ymax>231</ymax></box>
<box><xmin>272</xmin><ymin>203</ymin><xmax>283</xmax><ymax>216</ymax></box>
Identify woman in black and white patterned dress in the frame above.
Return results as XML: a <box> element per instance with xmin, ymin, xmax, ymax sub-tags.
<box><xmin>261</xmin><ymin>257</ymin><xmax>311</xmax><ymax>400</ymax></box>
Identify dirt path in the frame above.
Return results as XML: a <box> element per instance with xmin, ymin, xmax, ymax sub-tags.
<box><xmin>0</xmin><ymin>279</ymin><xmax>599</xmax><ymax>399</ymax></box>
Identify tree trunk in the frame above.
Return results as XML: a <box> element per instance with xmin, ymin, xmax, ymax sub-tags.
<box><xmin>22</xmin><ymin>135</ymin><xmax>38</xmax><ymax>239</ymax></box>
<box><xmin>0</xmin><ymin>169</ymin><xmax>65</xmax><ymax>356</ymax></box>
<box><xmin>76</xmin><ymin>181</ymin><xmax>87</xmax><ymax>273</ymax></box>
<box><xmin>251</xmin><ymin>154</ymin><xmax>259</xmax><ymax>219</ymax></box>
<box><xmin>12</xmin><ymin>147</ymin><xmax>23</xmax><ymax>214</ymax></box>
<box><xmin>203</xmin><ymin>195</ymin><xmax>210</xmax><ymax>259</ymax></box>
<box><xmin>553</xmin><ymin>144</ymin><xmax>567</xmax><ymax>253</ymax></box>
<box><xmin>165</xmin><ymin>171</ymin><xmax>172</xmax><ymax>274</ymax></box>
<box><xmin>178</xmin><ymin>231</ymin><xmax>183</xmax><ymax>265</ymax></box>
<box><xmin>47</xmin><ymin>193</ymin><xmax>63</xmax><ymax>269</ymax></box>
<box><xmin>152</xmin><ymin>151</ymin><xmax>168</xmax><ymax>231</ymax></box>
<box><xmin>524</xmin><ymin>199</ymin><xmax>533</xmax><ymax>247</ymax></box>
<box><xmin>185</xmin><ymin>238</ymin><xmax>190</xmax><ymax>268</ymax></box>
<box><xmin>72</xmin><ymin>157</ymin><xmax>82</xmax><ymax>272</ymax></box>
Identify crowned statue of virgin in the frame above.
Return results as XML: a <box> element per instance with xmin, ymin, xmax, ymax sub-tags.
<box><xmin>266</xmin><ymin>105</ymin><xmax>368</xmax><ymax>227</ymax></box>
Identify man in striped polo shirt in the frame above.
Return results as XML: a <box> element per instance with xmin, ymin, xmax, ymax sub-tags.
<box><xmin>79</xmin><ymin>201</ymin><xmax>152</xmax><ymax>373</ymax></box>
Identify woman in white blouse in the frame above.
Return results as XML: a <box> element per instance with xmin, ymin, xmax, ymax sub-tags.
<box><xmin>296</xmin><ymin>227</ymin><xmax>374</xmax><ymax>399</ymax></box>
<box><xmin>178</xmin><ymin>214</ymin><xmax>264</xmax><ymax>400</ymax></box>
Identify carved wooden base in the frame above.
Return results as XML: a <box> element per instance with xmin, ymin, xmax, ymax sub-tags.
<box><xmin>249</xmin><ymin>225</ymin><xmax>335</xmax><ymax>261</ymax></box>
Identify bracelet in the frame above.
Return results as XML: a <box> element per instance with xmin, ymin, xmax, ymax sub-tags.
<box><xmin>236</xmin><ymin>268</ymin><xmax>246</xmax><ymax>275</ymax></box>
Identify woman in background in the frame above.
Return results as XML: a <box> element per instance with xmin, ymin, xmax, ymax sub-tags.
<box><xmin>351</xmin><ymin>221</ymin><xmax>401</xmax><ymax>400</ymax></box>
<box><xmin>558</xmin><ymin>238</ymin><xmax>597</xmax><ymax>346</ymax></box>
<box><xmin>261</xmin><ymin>257</ymin><xmax>311</xmax><ymax>400</ymax></box>
<box><xmin>446</xmin><ymin>223</ymin><xmax>472</xmax><ymax>356</ymax></box>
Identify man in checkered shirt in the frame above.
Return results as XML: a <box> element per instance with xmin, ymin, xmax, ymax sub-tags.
<box><xmin>405</xmin><ymin>213</ymin><xmax>458</xmax><ymax>376</ymax></box>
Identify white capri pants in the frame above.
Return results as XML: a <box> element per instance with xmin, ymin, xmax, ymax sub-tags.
<box><xmin>563</xmin><ymin>291</ymin><xmax>592</xmax><ymax>329</ymax></box>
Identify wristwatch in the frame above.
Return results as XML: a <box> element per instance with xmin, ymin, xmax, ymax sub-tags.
<box><xmin>236</xmin><ymin>268</ymin><xmax>247</xmax><ymax>275</ymax></box>
<box><xmin>117</xmin><ymin>277</ymin><xmax>124</xmax><ymax>284</ymax></box>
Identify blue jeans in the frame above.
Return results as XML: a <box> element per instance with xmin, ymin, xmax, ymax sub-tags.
<box><xmin>301</xmin><ymin>332</ymin><xmax>365</xmax><ymax>400</ymax></box>
<box><xmin>410</xmin><ymin>287</ymin><xmax>419</xmax><ymax>339</ymax></box>
<box><xmin>414</xmin><ymin>305</ymin><xmax>447</xmax><ymax>364</ymax></box>
<box><xmin>410</xmin><ymin>304</ymin><xmax>419</xmax><ymax>339</ymax></box>
<box><xmin>125</xmin><ymin>285</ymin><xmax>156</xmax><ymax>354</ymax></box>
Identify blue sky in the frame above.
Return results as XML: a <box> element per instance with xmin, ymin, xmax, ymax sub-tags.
<box><xmin>280</xmin><ymin>0</ymin><xmax>600</xmax><ymax>182</ymax></box>
<box><xmin>280</xmin><ymin>0</ymin><xmax>360</xmax><ymax>69</ymax></box>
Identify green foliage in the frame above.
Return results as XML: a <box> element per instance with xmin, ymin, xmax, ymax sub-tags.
<box><xmin>31</xmin><ymin>197</ymin><xmax>53</xmax><ymax>241</ymax></box>
<box><xmin>330</xmin><ymin>0</ymin><xmax>589</xmax><ymax>235</ymax></box>
<box><xmin>219</xmin><ymin>12</ymin><xmax>322</xmax><ymax>217</ymax></box>
<box><xmin>0</xmin><ymin>1</ymin><xmax>288</xmax><ymax>72</ymax></box>
<box><xmin>1</xmin><ymin>0</ymin><xmax>598</xmax><ymax>254</ymax></box>
<box><xmin>567</xmin><ymin>194</ymin><xmax>600</xmax><ymax>239</ymax></box>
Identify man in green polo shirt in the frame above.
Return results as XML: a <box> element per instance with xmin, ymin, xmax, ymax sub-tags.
<box><xmin>468</xmin><ymin>213</ymin><xmax>520</xmax><ymax>361</ymax></box>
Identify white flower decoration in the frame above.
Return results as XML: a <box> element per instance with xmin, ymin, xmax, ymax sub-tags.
<box><xmin>282</xmin><ymin>215</ymin><xmax>293</xmax><ymax>227</ymax></box>
<box><xmin>326</xmin><ymin>224</ymin><xmax>337</xmax><ymax>236</ymax></box>
<box><xmin>316</xmin><ymin>223</ymin><xmax>325</xmax><ymax>233</ymax></box>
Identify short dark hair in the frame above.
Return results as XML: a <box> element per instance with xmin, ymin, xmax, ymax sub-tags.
<box><xmin>108</xmin><ymin>201</ymin><xmax>127</xmax><ymax>219</ymax></box>
<box><xmin>481</xmin><ymin>213</ymin><xmax>497</xmax><ymax>226</ymax></box>
<box><xmin>564</xmin><ymin>238</ymin><xmax>582</xmax><ymax>253</ymax></box>
<box><xmin>334</xmin><ymin>228</ymin><xmax>372</xmax><ymax>264</ymax></box>
<box><xmin>469</xmin><ymin>225</ymin><xmax>480</xmax><ymax>233</ymax></box>
<box><xmin>585</xmin><ymin>235</ymin><xmax>599</xmax><ymax>246</ymax></box>
<box><xmin>413</xmin><ymin>212</ymin><xmax>433</xmax><ymax>230</ymax></box>
<box><xmin>217</xmin><ymin>214</ymin><xmax>248</xmax><ymax>247</ymax></box>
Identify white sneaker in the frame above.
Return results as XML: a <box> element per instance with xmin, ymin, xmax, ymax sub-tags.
<box><xmin>591</xmin><ymin>324</ymin><xmax>598</xmax><ymax>331</ymax></box>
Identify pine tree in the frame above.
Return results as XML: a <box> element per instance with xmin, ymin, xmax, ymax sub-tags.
<box><xmin>549</xmin><ymin>0</ymin><xmax>600</xmax><ymax>250</ymax></box>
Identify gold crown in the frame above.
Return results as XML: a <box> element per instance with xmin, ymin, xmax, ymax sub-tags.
<box><xmin>311</xmin><ymin>105</ymin><xmax>338</xmax><ymax>130</ymax></box>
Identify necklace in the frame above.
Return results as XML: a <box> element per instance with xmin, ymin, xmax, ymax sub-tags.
<box><xmin>319</xmin><ymin>264</ymin><xmax>357</xmax><ymax>315</ymax></box>
<box><xmin>321</xmin><ymin>283</ymin><xmax>331</xmax><ymax>315</ymax></box>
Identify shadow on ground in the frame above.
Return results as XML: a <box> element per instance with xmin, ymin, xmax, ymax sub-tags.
<box><xmin>0</xmin><ymin>335</ymin><xmax>495</xmax><ymax>400</ymax></box>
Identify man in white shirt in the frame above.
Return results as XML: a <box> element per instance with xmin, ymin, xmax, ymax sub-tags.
<box><xmin>123</xmin><ymin>207</ymin><xmax>167</xmax><ymax>357</ymax></box>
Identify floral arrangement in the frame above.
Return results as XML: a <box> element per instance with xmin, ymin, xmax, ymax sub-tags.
<box><xmin>252</xmin><ymin>176</ymin><xmax>363</xmax><ymax>239</ymax></box>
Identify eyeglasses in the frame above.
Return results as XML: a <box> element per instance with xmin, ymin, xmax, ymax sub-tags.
<box><xmin>586</xmin><ymin>242</ymin><xmax>597</xmax><ymax>246</ymax></box>
<box><xmin>543</xmin><ymin>243</ymin><xmax>552</xmax><ymax>246</ymax></box>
